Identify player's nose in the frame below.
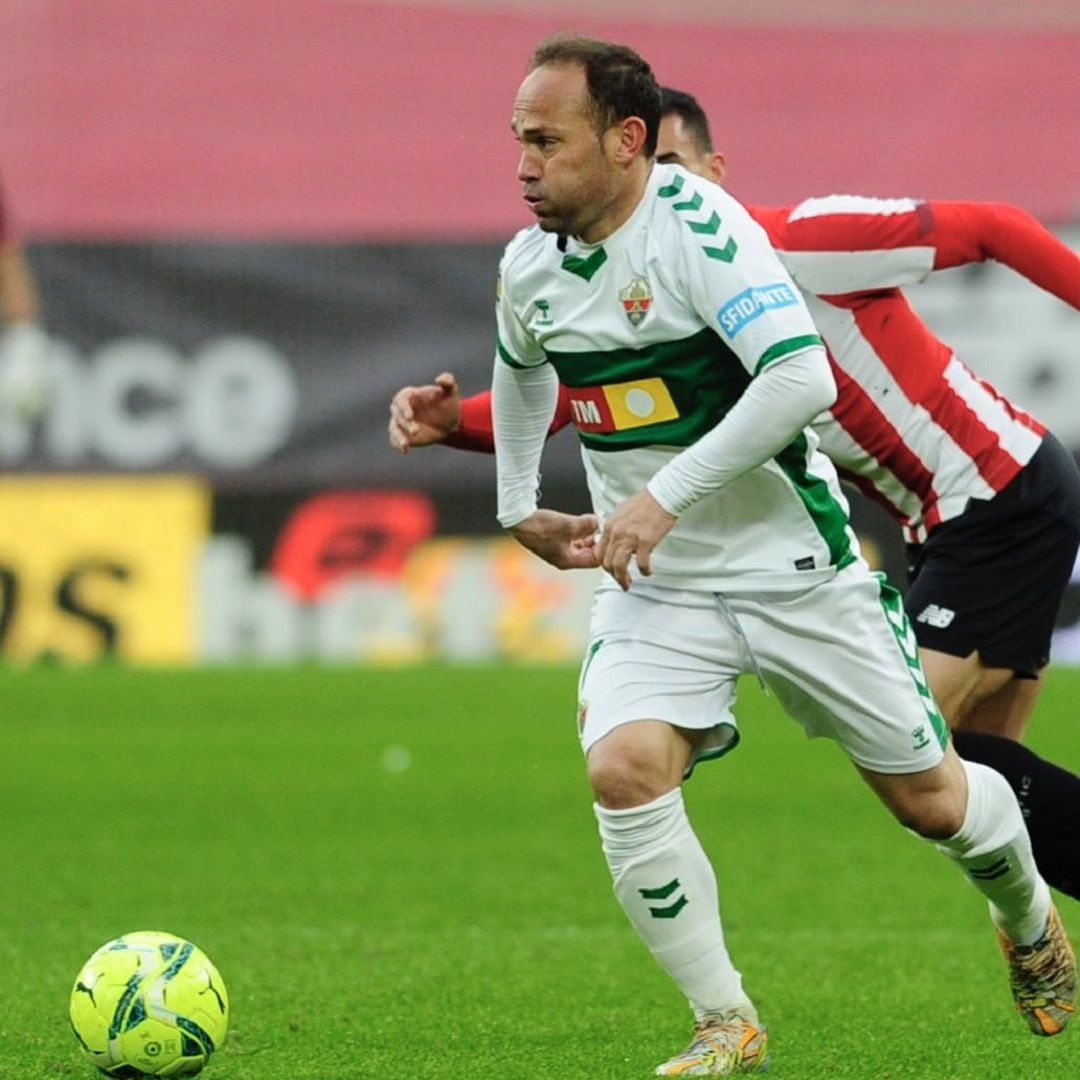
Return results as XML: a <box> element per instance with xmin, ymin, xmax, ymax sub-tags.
<box><xmin>517</xmin><ymin>147</ymin><xmax>541</xmax><ymax>183</ymax></box>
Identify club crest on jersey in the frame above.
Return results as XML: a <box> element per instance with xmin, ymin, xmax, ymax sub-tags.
<box><xmin>619</xmin><ymin>277</ymin><xmax>653</xmax><ymax>327</ymax></box>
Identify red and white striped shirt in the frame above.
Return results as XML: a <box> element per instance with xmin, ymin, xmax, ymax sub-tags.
<box><xmin>452</xmin><ymin>198</ymin><xmax>1080</xmax><ymax>544</ymax></box>
<box><xmin>752</xmin><ymin>197</ymin><xmax>1080</xmax><ymax>541</ymax></box>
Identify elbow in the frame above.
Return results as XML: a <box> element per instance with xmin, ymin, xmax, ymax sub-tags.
<box><xmin>815</xmin><ymin>358</ymin><xmax>837</xmax><ymax>411</ymax></box>
<box><xmin>799</xmin><ymin>347</ymin><xmax>836</xmax><ymax>413</ymax></box>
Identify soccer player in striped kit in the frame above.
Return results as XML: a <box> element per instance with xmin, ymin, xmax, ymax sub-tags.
<box><xmin>389</xmin><ymin>87</ymin><xmax>1080</xmax><ymax>909</ymax></box>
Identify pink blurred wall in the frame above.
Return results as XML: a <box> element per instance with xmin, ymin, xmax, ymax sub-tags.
<box><xmin>2</xmin><ymin>0</ymin><xmax>1078</xmax><ymax>238</ymax></box>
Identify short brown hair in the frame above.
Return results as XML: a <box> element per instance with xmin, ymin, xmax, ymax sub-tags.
<box><xmin>532</xmin><ymin>35</ymin><xmax>661</xmax><ymax>157</ymax></box>
<box><xmin>660</xmin><ymin>87</ymin><xmax>715</xmax><ymax>155</ymax></box>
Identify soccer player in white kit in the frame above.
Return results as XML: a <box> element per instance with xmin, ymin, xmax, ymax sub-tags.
<box><xmin>390</xmin><ymin>90</ymin><xmax>1080</xmax><ymax>907</ymax></box>
<box><xmin>452</xmin><ymin>36</ymin><xmax>1076</xmax><ymax>1075</ymax></box>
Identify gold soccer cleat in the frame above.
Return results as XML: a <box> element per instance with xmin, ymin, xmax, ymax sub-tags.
<box><xmin>655</xmin><ymin>1004</ymin><xmax>769</xmax><ymax>1076</ymax></box>
<box><xmin>997</xmin><ymin>902</ymin><xmax>1077</xmax><ymax>1036</ymax></box>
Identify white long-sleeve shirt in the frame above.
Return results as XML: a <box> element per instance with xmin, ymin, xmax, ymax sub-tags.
<box><xmin>493</xmin><ymin>164</ymin><xmax>858</xmax><ymax>594</ymax></box>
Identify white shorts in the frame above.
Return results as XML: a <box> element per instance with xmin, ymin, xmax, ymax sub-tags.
<box><xmin>577</xmin><ymin>562</ymin><xmax>949</xmax><ymax>776</ymax></box>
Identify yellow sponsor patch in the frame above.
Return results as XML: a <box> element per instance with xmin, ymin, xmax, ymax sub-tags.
<box><xmin>603</xmin><ymin>378</ymin><xmax>679</xmax><ymax>430</ymax></box>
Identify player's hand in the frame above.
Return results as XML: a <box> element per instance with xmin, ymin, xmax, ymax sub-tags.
<box><xmin>597</xmin><ymin>490</ymin><xmax>677</xmax><ymax>590</ymax></box>
<box><xmin>509</xmin><ymin>509</ymin><xmax>601</xmax><ymax>571</ymax></box>
<box><xmin>388</xmin><ymin>372</ymin><xmax>462</xmax><ymax>453</ymax></box>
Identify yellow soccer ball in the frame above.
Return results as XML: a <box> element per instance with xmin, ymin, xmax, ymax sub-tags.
<box><xmin>69</xmin><ymin>931</ymin><xmax>229</xmax><ymax>1077</ymax></box>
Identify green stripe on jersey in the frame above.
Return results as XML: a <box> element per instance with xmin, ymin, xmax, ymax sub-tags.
<box><xmin>774</xmin><ymin>432</ymin><xmax>856</xmax><ymax>571</ymax></box>
<box><xmin>544</xmin><ymin>328</ymin><xmax>750</xmax><ymax>451</ymax></box>
<box><xmin>496</xmin><ymin>335</ymin><xmax>530</xmax><ymax>369</ymax></box>
<box><xmin>755</xmin><ymin>334</ymin><xmax>824</xmax><ymax>374</ymax></box>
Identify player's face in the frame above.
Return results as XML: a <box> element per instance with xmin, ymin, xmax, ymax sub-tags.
<box><xmin>512</xmin><ymin>63</ymin><xmax>625</xmax><ymax>243</ymax></box>
<box><xmin>656</xmin><ymin>114</ymin><xmax>727</xmax><ymax>185</ymax></box>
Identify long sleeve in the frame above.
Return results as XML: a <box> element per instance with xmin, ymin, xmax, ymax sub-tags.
<box><xmin>926</xmin><ymin>202</ymin><xmax>1080</xmax><ymax>309</ymax></box>
<box><xmin>446</xmin><ymin>384</ymin><xmax>574</xmax><ymax>453</ymax></box>
<box><xmin>648</xmin><ymin>347</ymin><xmax>836</xmax><ymax>514</ymax></box>
<box><xmin>493</xmin><ymin>359</ymin><xmax>560</xmax><ymax>528</ymax></box>
<box><xmin>751</xmin><ymin>196</ymin><xmax>1080</xmax><ymax>308</ymax></box>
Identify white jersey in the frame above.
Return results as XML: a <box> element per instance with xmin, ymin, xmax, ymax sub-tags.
<box><xmin>495</xmin><ymin>164</ymin><xmax>860</xmax><ymax>594</ymax></box>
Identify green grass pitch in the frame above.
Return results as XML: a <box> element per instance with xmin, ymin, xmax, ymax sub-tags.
<box><xmin>3</xmin><ymin>664</ymin><xmax>1079</xmax><ymax>1078</ymax></box>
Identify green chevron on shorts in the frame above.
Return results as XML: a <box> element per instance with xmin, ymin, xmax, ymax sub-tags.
<box><xmin>877</xmin><ymin>576</ymin><xmax>949</xmax><ymax>749</ymax></box>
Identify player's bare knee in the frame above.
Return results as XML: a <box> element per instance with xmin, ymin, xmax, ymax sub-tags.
<box><xmin>588</xmin><ymin>757</ymin><xmax>675</xmax><ymax>809</ymax></box>
<box><xmin>587</xmin><ymin>721</ymin><xmax>692</xmax><ymax>809</ymax></box>
<box><xmin>587</xmin><ymin>745</ymin><xmax>677</xmax><ymax>809</ymax></box>
<box><xmin>895</xmin><ymin>789</ymin><xmax>967</xmax><ymax>840</ymax></box>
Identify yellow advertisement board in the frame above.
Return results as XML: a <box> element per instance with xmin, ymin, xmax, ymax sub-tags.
<box><xmin>0</xmin><ymin>476</ymin><xmax>209</xmax><ymax>664</ymax></box>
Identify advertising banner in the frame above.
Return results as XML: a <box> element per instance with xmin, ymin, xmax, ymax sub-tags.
<box><xmin>0</xmin><ymin>476</ymin><xmax>209</xmax><ymax>663</ymax></box>
<box><xmin>1</xmin><ymin>233</ymin><xmax>1077</xmax><ymax>664</ymax></box>
<box><xmin>10</xmin><ymin>240</ymin><xmax>586</xmax><ymax>530</ymax></box>
<box><xmin>15</xmin><ymin>233</ymin><xmax>1080</xmax><ymax>505</ymax></box>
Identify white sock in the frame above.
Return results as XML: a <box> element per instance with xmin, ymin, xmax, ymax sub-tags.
<box><xmin>936</xmin><ymin>758</ymin><xmax>1051</xmax><ymax>945</ymax></box>
<box><xmin>595</xmin><ymin>787</ymin><xmax>745</xmax><ymax>1018</ymax></box>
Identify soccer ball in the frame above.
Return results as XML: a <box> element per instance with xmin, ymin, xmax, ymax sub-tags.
<box><xmin>69</xmin><ymin>931</ymin><xmax>229</xmax><ymax>1077</ymax></box>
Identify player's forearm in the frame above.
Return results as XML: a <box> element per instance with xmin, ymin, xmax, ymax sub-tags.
<box><xmin>493</xmin><ymin>360</ymin><xmax>559</xmax><ymax>528</ymax></box>
<box><xmin>445</xmin><ymin>391</ymin><xmax>497</xmax><ymax>452</ymax></box>
<box><xmin>448</xmin><ymin>386</ymin><xmax>575</xmax><ymax>453</ymax></box>
<box><xmin>929</xmin><ymin>202</ymin><xmax>1080</xmax><ymax>309</ymax></box>
<box><xmin>648</xmin><ymin>348</ymin><xmax>835</xmax><ymax>515</ymax></box>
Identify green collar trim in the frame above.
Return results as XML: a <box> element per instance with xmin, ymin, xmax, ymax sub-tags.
<box><xmin>561</xmin><ymin>246</ymin><xmax>608</xmax><ymax>282</ymax></box>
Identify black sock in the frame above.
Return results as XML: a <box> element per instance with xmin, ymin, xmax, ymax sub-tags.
<box><xmin>953</xmin><ymin>730</ymin><xmax>1080</xmax><ymax>901</ymax></box>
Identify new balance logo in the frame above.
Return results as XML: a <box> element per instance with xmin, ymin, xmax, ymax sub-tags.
<box><xmin>916</xmin><ymin>604</ymin><xmax>956</xmax><ymax>629</ymax></box>
<box><xmin>639</xmin><ymin>878</ymin><xmax>688</xmax><ymax>919</ymax></box>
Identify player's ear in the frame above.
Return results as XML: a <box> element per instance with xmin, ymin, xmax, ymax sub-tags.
<box><xmin>709</xmin><ymin>151</ymin><xmax>727</xmax><ymax>185</ymax></box>
<box><xmin>610</xmin><ymin>116</ymin><xmax>648</xmax><ymax>163</ymax></box>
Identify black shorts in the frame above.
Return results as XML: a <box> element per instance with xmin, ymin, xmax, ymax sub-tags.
<box><xmin>904</xmin><ymin>432</ymin><xmax>1080</xmax><ymax>677</ymax></box>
